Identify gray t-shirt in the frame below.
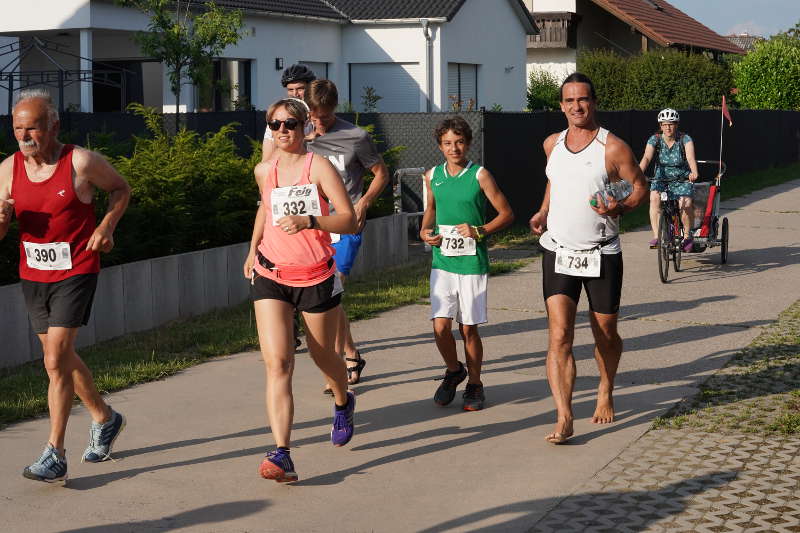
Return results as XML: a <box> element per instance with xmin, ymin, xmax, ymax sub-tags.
<box><xmin>307</xmin><ymin>117</ymin><xmax>382</xmax><ymax>203</ymax></box>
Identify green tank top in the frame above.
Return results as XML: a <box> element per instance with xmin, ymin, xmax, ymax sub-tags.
<box><xmin>431</xmin><ymin>161</ymin><xmax>489</xmax><ymax>275</ymax></box>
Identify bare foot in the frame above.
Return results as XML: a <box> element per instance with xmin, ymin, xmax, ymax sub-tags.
<box><xmin>544</xmin><ymin>417</ymin><xmax>574</xmax><ymax>444</ymax></box>
<box><xmin>592</xmin><ymin>395</ymin><xmax>615</xmax><ymax>424</ymax></box>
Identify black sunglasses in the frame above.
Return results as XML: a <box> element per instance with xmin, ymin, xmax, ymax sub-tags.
<box><xmin>267</xmin><ymin>118</ymin><xmax>300</xmax><ymax>131</ymax></box>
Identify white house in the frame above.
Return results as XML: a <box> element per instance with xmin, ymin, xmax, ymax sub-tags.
<box><xmin>523</xmin><ymin>0</ymin><xmax>744</xmax><ymax>83</ymax></box>
<box><xmin>0</xmin><ymin>0</ymin><xmax>538</xmax><ymax>114</ymax></box>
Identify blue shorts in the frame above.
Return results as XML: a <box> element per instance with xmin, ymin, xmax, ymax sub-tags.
<box><xmin>651</xmin><ymin>180</ymin><xmax>693</xmax><ymax>200</ymax></box>
<box><xmin>332</xmin><ymin>233</ymin><xmax>363</xmax><ymax>276</ymax></box>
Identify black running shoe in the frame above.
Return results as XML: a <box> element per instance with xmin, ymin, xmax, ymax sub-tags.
<box><xmin>462</xmin><ymin>383</ymin><xmax>485</xmax><ymax>411</ymax></box>
<box><xmin>433</xmin><ymin>362</ymin><xmax>467</xmax><ymax>406</ymax></box>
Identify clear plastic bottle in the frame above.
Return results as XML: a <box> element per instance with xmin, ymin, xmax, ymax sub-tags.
<box><xmin>590</xmin><ymin>180</ymin><xmax>632</xmax><ymax>207</ymax></box>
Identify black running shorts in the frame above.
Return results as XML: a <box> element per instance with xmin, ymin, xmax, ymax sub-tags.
<box><xmin>541</xmin><ymin>249</ymin><xmax>623</xmax><ymax>314</ymax></box>
<box><xmin>21</xmin><ymin>273</ymin><xmax>99</xmax><ymax>334</ymax></box>
<box><xmin>250</xmin><ymin>272</ymin><xmax>342</xmax><ymax>313</ymax></box>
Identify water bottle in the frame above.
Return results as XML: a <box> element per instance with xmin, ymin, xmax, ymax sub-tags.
<box><xmin>590</xmin><ymin>180</ymin><xmax>632</xmax><ymax>207</ymax></box>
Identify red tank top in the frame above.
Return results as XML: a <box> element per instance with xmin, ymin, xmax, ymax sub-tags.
<box><xmin>12</xmin><ymin>144</ymin><xmax>100</xmax><ymax>282</ymax></box>
<box><xmin>255</xmin><ymin>152</ymin><xmax>336</xmax><ymax>287</ymax></box>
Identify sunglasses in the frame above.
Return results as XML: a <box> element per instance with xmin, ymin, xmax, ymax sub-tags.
<box><xmin>267</xmin><ymin>118</ymin><xmax>301</xmax><ymax>131</ymax></box>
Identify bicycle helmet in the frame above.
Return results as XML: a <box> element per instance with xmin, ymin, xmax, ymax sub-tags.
<box><xmin>281</xmin><ymin>64</ymin><xmax>316</xmax><ymax>87</ymax></box>
<box><xmin>657</xmin><ymin>108</ymin><xmax>680</xmax><ymax>123</ymax></box>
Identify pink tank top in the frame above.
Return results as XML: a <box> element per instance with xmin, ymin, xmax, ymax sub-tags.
<box><xmin>255</xmin><ymin>152</ymin><xmax>336</xmax><ymax>287</ymax></box>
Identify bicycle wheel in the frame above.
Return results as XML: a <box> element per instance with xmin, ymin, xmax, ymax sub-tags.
<box><xmin>658</xmin><ymin>212</ymin><xmax>671</xmax><ymax>283</ymax></box>
<box><xmin>673</xmin><ymin>216</ymin><xmax>683</xmax><ymax>272</ymax></box>
<box><xmin>720</xmin><ymin>217</ymin><xmax>729</xmax><ymax>264</ymax></box>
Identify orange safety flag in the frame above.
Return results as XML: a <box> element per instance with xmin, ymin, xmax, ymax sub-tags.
<box><xmin>722</xmin><ymin>95</ymin><xmax>733</xmax><ymax>127</ymax></box>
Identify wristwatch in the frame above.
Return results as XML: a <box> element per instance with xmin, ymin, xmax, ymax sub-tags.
<box><xmin>308</xmin><ymin>215</ymin><xmax>316</xmax><ymax>229</ymax></box>
<box><xmin>472</xmin><ymin>225</ymin><xmax>485</xmax><ymax>242</ymax></box>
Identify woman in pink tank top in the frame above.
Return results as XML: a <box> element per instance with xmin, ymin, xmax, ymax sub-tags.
<box><xmin>244</xmin><ymin>98</ymin><xmax>358</xmax><ymax>482</ymax></box>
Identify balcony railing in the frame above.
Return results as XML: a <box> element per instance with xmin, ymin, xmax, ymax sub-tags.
<box><xmin>527</xmin><ymin>12</ymin><xmax>578</xmax><ymax>49</ymax></box>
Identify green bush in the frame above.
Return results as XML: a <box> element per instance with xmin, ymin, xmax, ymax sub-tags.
<box><xmin>107</xmin><ymin>103</ymin><xmax>259</xmax><ymax>265</ymax></box>
<box><xmin>578</xmin><ymin>49</ymin><xmax>733</xmax><ymax>110</ymax></box>
<box><xmin>733</xmin><ymin>37</ymin><xmax>800</xmax><ymax>110</ymax></box>
<box><xmin>577</xmin><ymin>49</ymin><xmax>629</xmax><ymax>109</ymax></box>
<box><xmin>625</xmin><ymin>50</ymin><xmax>732</xmax><ymax>110</ymax></box>
<box><xmin>526</xmin><ymin>68</ymin><xmax>560</xmax><ymax>110</ymax></box>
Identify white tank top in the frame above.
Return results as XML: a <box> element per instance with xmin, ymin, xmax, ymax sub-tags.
<box><xmin>540</xmin><ymin>127</ymin><xmax>621</xmax><ymax>254</ymax></box>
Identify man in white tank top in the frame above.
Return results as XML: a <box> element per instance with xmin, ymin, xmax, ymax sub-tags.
<box><xmin>529</xmin><ymin>73</ymin><xmax>647</xmax><ymax>444</ymax></box>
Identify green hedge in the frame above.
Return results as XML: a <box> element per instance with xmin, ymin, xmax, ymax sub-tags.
<box><xmin>0</xmin><ymin>105</ymin><xmax>401</xmax><ymax>285</ymax></box>
<box><xmin>578</xmin><ymin>49</ymin><xmax>733</xmax><ymax>110</ymax></box>
<box><xmin>733</xmin><ymin>37</ymin><xmax>800</xmax><ymax>110</ymax></box>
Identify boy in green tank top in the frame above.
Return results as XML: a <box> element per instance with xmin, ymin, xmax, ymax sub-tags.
<box><xmin>420</xmin><ymin>117</ymin><xmax>514</xmax><ymax>411</ymax></box>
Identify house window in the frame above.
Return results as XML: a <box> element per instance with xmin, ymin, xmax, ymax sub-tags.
<box><xmin>447</xmin><ymin>63</ymin><xmax>478</xmax><ymax>111</ymax></box>
<box><xmin>197</xmin><ymin>58</ymin><xmax>252</xmax><ymax>111</ymax></box>
<box><xmin>300</xmin><ymin>61</ymin><xmax>329</xmax><ymax>80</ymax></box>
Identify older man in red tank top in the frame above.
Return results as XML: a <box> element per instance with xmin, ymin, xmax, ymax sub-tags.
<box><xmin>0</xmin><ymin>89</ymin><xmax>130</xmax><ymax>483</ymax></box>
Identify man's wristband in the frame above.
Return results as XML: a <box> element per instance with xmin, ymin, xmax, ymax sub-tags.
<box><xmin>472</xmin><ymin>225</ymin><xmax>485</xmax><ymax>242</ymax></box>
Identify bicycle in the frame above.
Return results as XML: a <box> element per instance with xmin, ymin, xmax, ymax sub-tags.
<box><xmin>653</xmin><ymin>184</ymin><xmax>686</xmax><ymax>283</ymax></box>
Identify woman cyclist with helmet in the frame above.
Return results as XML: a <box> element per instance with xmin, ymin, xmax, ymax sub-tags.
<box><xmin>639</xmin><ymin>108</ymin><xmax>700</xmax><ymax>252</ymax></box>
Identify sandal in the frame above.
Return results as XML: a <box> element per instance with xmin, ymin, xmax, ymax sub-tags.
<box><xmin>346</xmin><ymin>353</ymin><xmax>366</xmax><ymax>385</ymax></box>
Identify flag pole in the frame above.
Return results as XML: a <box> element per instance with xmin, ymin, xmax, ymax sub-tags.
<box><xmin>718</xmin><ymin>97</ymin><xmax>725</xmax><ymax>186</ymax></box>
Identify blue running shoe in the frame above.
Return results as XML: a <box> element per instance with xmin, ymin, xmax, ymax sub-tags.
<box><xmin>23</xmin><ymin>444</ymin><xmax>67</xmax><ymax>483</ymax></box>
<box><xmin>331</xmin><ymin>391</ymin><xmax>356</xmax><ymax>447</ymax></box>
<box><xmin>82</xmin><ymin>409</ymin><xmax>126</xmax><ymax>463</ymax></box>
<box><xmin>259</xmin><ymin>449</ymin><xmax>298</xmax><ymax>482</ymax></box>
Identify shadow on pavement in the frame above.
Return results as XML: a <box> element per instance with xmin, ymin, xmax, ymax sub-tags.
<box><xmin>59</xmin><ymin>500</ymin><xmax>269</xmax><ymax>532</ymax></box>
<box><xmin>416</xmin><ymin>471</ymin><xmax>738</xmax><ymax>532</ymax></box>
<box><xmin>660</xmin><ymin>243</ymin><xmax>800</xmax><ymax>285</ymax></box>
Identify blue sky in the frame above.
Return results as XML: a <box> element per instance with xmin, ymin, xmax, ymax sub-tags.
<box><xmin>668</xmin><ymin>0</ymin><xmax>800</xmax><ymax>37</ymax></box>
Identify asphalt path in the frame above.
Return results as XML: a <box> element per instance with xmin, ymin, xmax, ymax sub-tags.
<box><xmin>1</xmin><ymin>179</ymin><xmax>798</xmax><ymax>532</ymax></box>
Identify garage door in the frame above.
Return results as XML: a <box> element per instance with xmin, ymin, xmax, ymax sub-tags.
<box><xmin>349</xmin><ymin>62</ymin><xmax>421</xmax><ymax>112</ymax></box>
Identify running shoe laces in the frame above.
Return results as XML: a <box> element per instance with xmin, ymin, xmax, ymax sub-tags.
<box><xmin>23</xmin><ymin>444</ymin><xmax>67</xmax><ymax>482</ymax></box>
<box><xmin>331</xmin><ymin>391</ymin><xmax>356</xmax><ymax>447</ymax></box>
<box><xmin>82</xmin><ymin>409</ymin><xmax>126</xmax><ymax>463</ymax></box>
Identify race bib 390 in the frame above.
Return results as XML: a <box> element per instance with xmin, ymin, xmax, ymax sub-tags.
<box><xmin>23</xmin><ymin>241</ymin><xmax>72</xmax><ymax>271</ymax></box>
<box><xmin>270</xmin><ymin>184</ymin><xmax>322</xmax><ymax>226</ymax></box>
<box><xmin>438</xmin><ymin>225</ymin><xmax>477</xmax><ymax>257</ymax></box>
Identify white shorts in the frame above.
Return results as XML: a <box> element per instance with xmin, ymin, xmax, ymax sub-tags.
<box><xmin>429</xmin><ymin>269</ymin><xmax>488</xmax><ymax>325</ymax></box>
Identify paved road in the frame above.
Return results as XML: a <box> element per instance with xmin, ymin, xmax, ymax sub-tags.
<box><xmin>1</xmin><ymin>180</ymin><xmax>798</xmax><ymax>532</ymax></box>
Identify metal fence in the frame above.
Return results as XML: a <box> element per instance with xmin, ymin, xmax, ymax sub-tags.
<box><xmin>0</xmin><ymin>214</ymin><xmax>408</xmax><ymax>368</ymax></box>
<box><xmin>1</xmin><ymin>108</ymin><xmax>798</xmax><ymax>223</ymax></box>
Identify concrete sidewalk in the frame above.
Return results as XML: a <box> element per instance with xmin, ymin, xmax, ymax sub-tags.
<box><xmin>1</xmin><ymin>180</ymin><xmax>798</xmax><ymax>533</ymax></box>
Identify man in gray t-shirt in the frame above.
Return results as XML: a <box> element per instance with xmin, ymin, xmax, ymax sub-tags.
<box><xmin>307</xmin><ymin>79</ymin><xmax>389</xmax><ymax>390</ymax></box>
<box><xmin>307</xmin><ymin>117</ymin><xmax>382</xmax><ymax>205</ymax></box>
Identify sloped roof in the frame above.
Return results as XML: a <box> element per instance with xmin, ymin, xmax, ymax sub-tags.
<box><xmin>590</xmin><ymin>0</ymin><xmax>745</xmax><ymax>54</ymax></box>
<box><xmin>213</xmin><ymin>0</ymin><xmax>347</xmax><ymax>21</ymax></box>
<box><xmin>726</xmin><ymin>33</ymin><xmax>764</xmax><ymax>52</ymax></box>
<box><xmin>205</xmin><ymin>1</ymin><xmax>537</xmax><ymax>33</ymax></box>
<box><xmin>324</xmin><ymin>0</ymin><xmax>466</xmax><ymax>20</ymax></box>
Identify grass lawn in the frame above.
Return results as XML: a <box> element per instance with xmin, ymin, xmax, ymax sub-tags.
<box><xmin>653</xmin><ymin>299</ymin><xmax>800</xmax><ymax>434</ymax></box>
<box><xmin>0</xmin><ymin>257</ymin><xmax>528</xmax><ymax>428</ymax></box>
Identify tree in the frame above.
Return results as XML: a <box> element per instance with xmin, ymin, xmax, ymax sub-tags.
<box><xmin>119</xmin><ymin>0</ymin><xmax>244</xmax><ymax>129</ymax></box>
<box><xmin>733</xmin><ymin>33</ymin><xmax>800</xmax><ymax>110</ymax></box>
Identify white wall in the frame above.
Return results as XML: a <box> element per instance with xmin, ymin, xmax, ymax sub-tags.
<box><xmin>528</xmin><ymin>0</ymin><xmax>576</xmax><ymax>12</ymax></box>
<box><xmin>440</xmin><ymin>0</ymin><xmax>529</xmax><ymax>111</ymax></box>
<box><xmin>225</xmin><ymin>16</ymin><xmax>343</xmax><ymax>110</ymax></box>
<box><xmin>0</xmin><ymin>0</ymin><xmax>89</xmax><ymax>33</ymax></box>
<box><xmin>342</xmin><ymin>24</ymin><xmax>427</xmax><ymax>111</ymax></box>
<box><xmin>526</xmin><ymin>48</ymin><xmax>576</xmax><ymax>83</ymax></box>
